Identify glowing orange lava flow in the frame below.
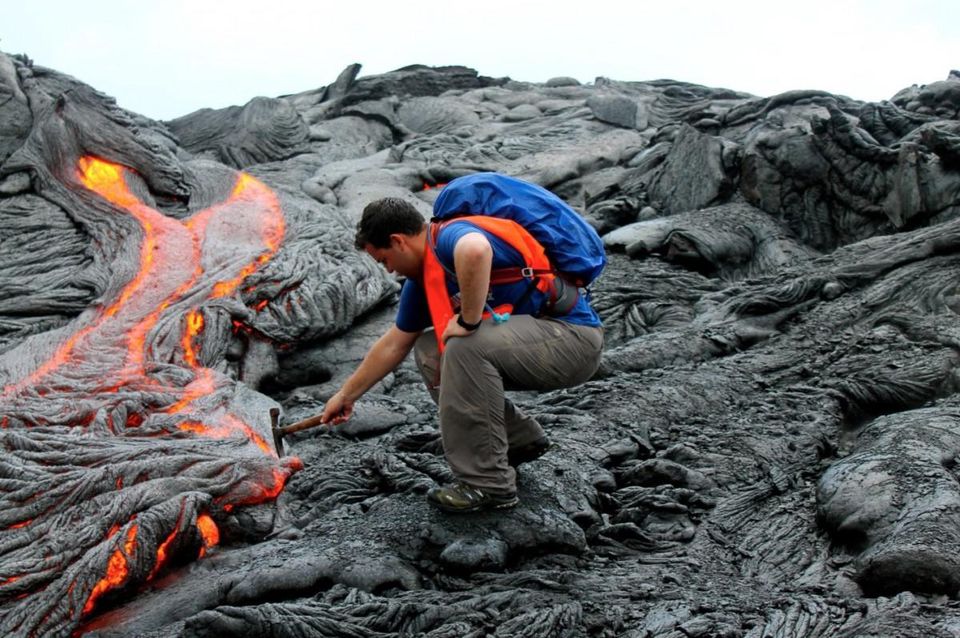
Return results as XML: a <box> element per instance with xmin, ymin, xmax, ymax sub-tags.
<box><xmin>1</xmin><ymin>156</ymin><xmax>298</xmax><ymax>619</ymax></box>
<box><xmin>83</xmin><ymin>525</ymin><xmax>138</xmax><ymax>615</ymax></box>
<box><xmin>5</xmin><ymin>158</ymin><xmax>284</xmax><ymax>442</ymax></box>
<box><xmin>148</xmin><ymin>527</ymin><xmax>179</xmax><ymax>582</ymax></box>
<box><xmin>178</xmin><ymin>415</ymin><xmax>272</xmax><ymax>455</ymax></box>
<box><xmin>4</xmin><ymin>157</ymin><xmax>284</xmax><ymax>400</ymax></box>
<box><xmin>182</xmin><ymin>310</ymin><xmax>205</xmax><ymax>367</ymax></box>
<box><xmin>195</xmin><ymin>513</ymin><xmax>220</xmax><ymax>558</ymax></box>
<box><xmin>210</xmin><ymin>173</ymin><xmax>285</xmax><ymax>299</ymax></box>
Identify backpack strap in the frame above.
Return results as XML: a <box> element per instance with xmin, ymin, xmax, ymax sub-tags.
<box><xmin>488</xmin><ymin>266</ymin><xmax>553</xmax><ymax>285</ymax></box>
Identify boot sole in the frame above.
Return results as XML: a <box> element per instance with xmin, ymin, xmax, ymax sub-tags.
<box><xmin>430</xmin><ymin>496</ymin><xmax>519</xmax><ymax>514</ymax></box>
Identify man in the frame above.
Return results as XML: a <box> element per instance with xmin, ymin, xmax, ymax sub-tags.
<box><xmin>321</xmin><ymin>193</ymin><xmax>603</xmax><ymax>513</ymax></box>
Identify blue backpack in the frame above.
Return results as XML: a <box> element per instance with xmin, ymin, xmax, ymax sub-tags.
<box><xmin>432</xmin><ymin>173</ymin><xmax>606</xmax><ymax>287</ymax></box>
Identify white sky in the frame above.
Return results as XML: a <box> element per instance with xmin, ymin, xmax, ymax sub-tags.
<box><xmin>2</xmin><ymin>0</ymin><xmax>957</xmax><ymax>121</ymax></box>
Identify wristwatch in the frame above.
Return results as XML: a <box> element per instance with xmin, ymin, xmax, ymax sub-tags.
<box><xmin>456</xmin><ymin>314</ymin><xmax>482</xmax><ymax>331</ymax></box>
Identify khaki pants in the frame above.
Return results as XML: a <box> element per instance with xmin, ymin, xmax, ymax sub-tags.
<box><xmin>414</xmin><ymin>316</ymin><xmax>604</xmax><ymax>496</ymax></box>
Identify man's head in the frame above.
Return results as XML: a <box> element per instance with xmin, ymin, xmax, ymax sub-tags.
<box><xmin>356</xmin><ymin>198</ymin><xmax>427</xmax><ymax>278</ymax></box>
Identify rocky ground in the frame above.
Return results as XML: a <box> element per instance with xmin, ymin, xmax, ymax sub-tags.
<box><xmin>2</xmin><ymin>50</ymin><xmax>960</xmax><ymax>637</ymax></box>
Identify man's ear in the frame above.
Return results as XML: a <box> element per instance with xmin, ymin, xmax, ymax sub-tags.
<box><xmin>389</xmin><ymin>233</ymin><xmax>407</xmax><ymax>250</ymax></box>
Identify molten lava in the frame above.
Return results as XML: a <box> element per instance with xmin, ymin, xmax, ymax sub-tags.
<box><xmin>5</xmin><ymin>157</ymin><xmax>285</xmax><ymax>396</ymax></box>
<box><xmin>0</xmin><ymin>157</ymin><xmax>298</xmax><ymax>625</ymax></box>
<box><xmin>182</xmin><ymin>310</ymin><xmax>205</xmax><ymax>367</ymax></box>
<box><xmin>195</xmin><ymin>514</ymin><xmax>220</xmax><ymax>558</ymax></box>
<box><xmin>149</xmin><ymin>528</ymin><xmax>179</xmax><ymax>581</ymax></box>
<box><xmin>8</xmin><ymin>156</ymin><xmax>286</xmax><ymax>438</ymax></box>
<box><xmin>83</xmin><ymin>525</ymin><xmax>138</xmax><ymax>615</ymax></box>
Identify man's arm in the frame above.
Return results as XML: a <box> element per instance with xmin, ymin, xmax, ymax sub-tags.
<box><xmin>321</xmin><ymin>325</ymin><xmax>421</xmax><ymax>423</ymax></box>
<box><xmin>441</xmin><ymin>231</ymin><xmax>492</xmax><ymax>343</ymax></box>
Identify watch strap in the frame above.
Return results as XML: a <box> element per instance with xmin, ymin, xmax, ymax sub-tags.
<box><xmin>456</xmin><ymin>314</ymin><xmax>482</xmax><ymax>330</ymax></box>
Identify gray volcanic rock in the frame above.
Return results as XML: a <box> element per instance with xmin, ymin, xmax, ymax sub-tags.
<box><xmin>603</xmin><ymin>202</ymin><xmax>817</xmax><ymax>279</ymax></box>
<box><xmin>819</xmin><ymin>404</ymin><xmax>960</xmax><ymax>597</ymax></box>
<box><xmin>893</xmin><ymin>75</ymin><xmax>960</xmax><ymax>118</ymax></box>
<box><xmin>2</xmin><ymin>54</ymin><xmax>960</xmax><ymax>638</ymax></box>
<box><xmin>166</xmin><ymin>96</ymin><xmax>311</xmax><ymax>168</ymax></box>
<box><xmin>588</xmin><ymin>93</ymin><xmax>639</xmax><ymax>129</ymax></box>
<box><xmin>397</xmin><ymin>96</ymin><xmax>481</xmax><ymax>134</ymax></box>
<box><xmin>331</xmin><ymin>64</ymin><xmax>505</xmax><ymax>112</ymax></box>
<box><xmin>645</xmin><ymin>123</ymin><xmax>739</xmax><ymax>214</ymax></box>
<box><xmin>0</xmin><ymin>54</ymin><xmax>31</xmax><ymax>165</ymax></box>
<box><xmin>546</xmin><ymin>76</ymin><xmax>580</xmax><ymax>88</ymax></box>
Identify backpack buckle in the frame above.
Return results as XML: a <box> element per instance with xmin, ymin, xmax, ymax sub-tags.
<box><xmin>520</xmin><ymin>267</ymin><xmax>535</xmax><ymax>278</ymax></box>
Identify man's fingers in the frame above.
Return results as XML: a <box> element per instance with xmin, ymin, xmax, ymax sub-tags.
<box><xmin>329</xmin><ymin>408</ymin><xmax>351</xmax><ymax>425</ymax></box>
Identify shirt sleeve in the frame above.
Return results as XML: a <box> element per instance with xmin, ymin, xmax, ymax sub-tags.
<box><xmin>435</xmin><ymin>220</ymin><xmax>525</xmax><ymax>268</ymax></box>
<box><xmin>433</xmin><ymin>221</ymin><xmax>488</xmax><ymax>269</ymax></box>
<box><xmin>394</xmin><ymin>278</ymin><xmax>431</xmax><ymax>333</ymax></box>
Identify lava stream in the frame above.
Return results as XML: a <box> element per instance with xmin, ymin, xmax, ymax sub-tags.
<box><xmin>0</xmin><ymin>157</ymin><xmax>297</xmax><ymax>623</ymax></box>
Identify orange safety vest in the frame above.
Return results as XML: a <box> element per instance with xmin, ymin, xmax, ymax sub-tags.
<box><xmin>423</xmin><ymin>216</ymin><xmax>555</xmax><ymax>353</ymax></box>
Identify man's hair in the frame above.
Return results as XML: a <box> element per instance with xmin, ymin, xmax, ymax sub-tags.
<box><xmin>355</xmin><ymin>198</ymin><xmax>426</xmax><ymax>249</ymax></box>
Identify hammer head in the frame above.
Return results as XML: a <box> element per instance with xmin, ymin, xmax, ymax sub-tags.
<box><xmin>269</xmin><ymin>407</ymin><xmax>284</xmax><ymax>456</ymax></box>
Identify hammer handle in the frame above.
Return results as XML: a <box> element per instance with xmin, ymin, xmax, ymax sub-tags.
<box><xmin>278</xmin><ymin>414</ymin><xmax>328</xmax><ymax>435</ymax></box>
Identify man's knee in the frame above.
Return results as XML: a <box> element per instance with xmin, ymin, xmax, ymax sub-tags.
<box><xmin>442</xmin><ymin>330</ymin><xmax>493</xmax><ymax>364</ymax></box>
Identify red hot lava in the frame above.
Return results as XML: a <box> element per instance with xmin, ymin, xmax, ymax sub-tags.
<box><xmin>0</xmin><ymin>157</ymin><xmax>301</xmax><ymax>626</ymax></box>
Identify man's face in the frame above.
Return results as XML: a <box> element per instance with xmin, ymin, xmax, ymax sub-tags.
<box><xmin>365</xmin><ymin>234</ymin><xmax>422</xmax><ymax>279</ymax></box>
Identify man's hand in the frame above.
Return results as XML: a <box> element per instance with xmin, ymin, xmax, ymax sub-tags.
<box><xmin>441</xmin><ymin>314</ymin><xmax>478</xmax><ymax>344</ymax></box>
<box><xmin>321</xmin><ymin>390</ymin><xmax>354</xmax><ymax>425</ymax></box>
<box><xmin>317</xmin><ymin>326</ymin><xmax>421</xmax><ymax>425</ymax></box>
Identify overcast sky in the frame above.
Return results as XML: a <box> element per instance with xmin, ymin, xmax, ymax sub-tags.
<box><xmin>2</xmin><ymin>0</ymin><xmax>957</xmax><ymax>121</ymax></box>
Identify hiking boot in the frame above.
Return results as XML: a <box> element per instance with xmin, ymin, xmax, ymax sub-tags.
<box><xmin>427</xmin><ymin>482</ymin><xmax>519</xmax><ymax>514</ymax></box>
<box><xmin>507</xmin><ymin>436</ymin><xmax>551</xmax><ymax>468</ymax></box>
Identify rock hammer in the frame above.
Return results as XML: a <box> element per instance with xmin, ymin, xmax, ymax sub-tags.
<box><xmin>270</xmin><ymin>407</ymin><xmax>329</xmax><ymax>456</ymax></box>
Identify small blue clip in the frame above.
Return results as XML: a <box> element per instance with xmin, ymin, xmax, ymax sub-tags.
<box><xmin>484</xmin><ymin>303</ymin><xmax>510</xmax><ymax>324</ymax></box>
